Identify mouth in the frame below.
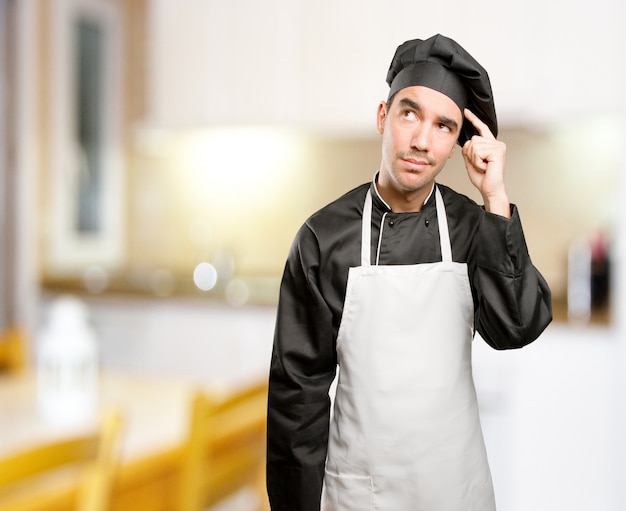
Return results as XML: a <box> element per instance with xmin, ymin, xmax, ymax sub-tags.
<box><xmin>402</xmin><ymin>157</ymin><xmax>430</xmax><ymax>171</ymax></box>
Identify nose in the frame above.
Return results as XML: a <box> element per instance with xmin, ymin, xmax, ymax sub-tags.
<box><xmin>411</xmin><ymin>123</ymin><xmax>430</xmax><ymax>152</ymax></box>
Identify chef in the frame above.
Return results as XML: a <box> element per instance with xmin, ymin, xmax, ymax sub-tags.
<box><xmin>266</xmin><ymin>34</ymin><xmax>552</xmax><ymax>511</ymax></box>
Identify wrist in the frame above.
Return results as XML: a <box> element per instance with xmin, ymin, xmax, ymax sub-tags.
<box><xmin>483</xmin><ymin>193</ymin><xmax>511</xmax><ymax>218</ymax></box>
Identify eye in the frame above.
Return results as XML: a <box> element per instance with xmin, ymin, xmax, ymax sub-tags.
<box><xmin>438</xmin><ymin>123</ymin><xmax>451</xmax><ymax>133</ymax></box>
<box><xmin>402</xmin><ymin>110</ymin><xmax>417</xmax><ymax>120</ymax></box>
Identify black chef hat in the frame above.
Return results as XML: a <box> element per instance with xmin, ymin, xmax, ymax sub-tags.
<box><xmin>386</xmin><ymin>34</ymin><xmax>497</xmax><ymax>146</ymax></box>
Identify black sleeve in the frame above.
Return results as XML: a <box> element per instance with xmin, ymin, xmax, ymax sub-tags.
<box><xmin>471</xmin><ymin>205</ymin><xmax>553</xmax><ymax>349</ymax></box>
<box><xmin>266</xmin><ymin>223</ymin><xmax>337</xmax><ymax>511</ymax></box>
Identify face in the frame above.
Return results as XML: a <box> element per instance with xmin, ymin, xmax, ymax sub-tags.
<box><xmin>376</xmin><ymin>85</ymin><xmax>462</xmax><ymax>211</ymax></box>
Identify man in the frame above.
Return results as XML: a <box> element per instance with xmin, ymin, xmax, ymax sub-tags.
<box><xmin>266</xmin><ymin>34</ymin><xmax>552</xmax><ymax>511</ymax></box>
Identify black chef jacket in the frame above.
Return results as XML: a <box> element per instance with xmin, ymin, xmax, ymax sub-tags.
<box><xmin>267</xmin><ymin>179</ymin><xmax>553</xmax><ymax>511</ymax></box>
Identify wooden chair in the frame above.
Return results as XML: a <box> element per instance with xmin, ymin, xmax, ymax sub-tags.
<box><xmin>176</xmin><ymin>380</ymin><xmax>270</xmax><ymax>511</ymax></box>
<box><xmin>0</xmin><ymin>326</ymin><xmax>28</xmax><ymax>373</ymax></box>
<box><xmin>0</xmin><ymin>410</ymin><xmax>122</xmax><ymax>511</ymax></box>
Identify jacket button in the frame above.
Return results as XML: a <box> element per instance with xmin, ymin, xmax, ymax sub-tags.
<box><xmin>425</xmin><ymin>219</ymin><xmax>430</xmax><ymax>227</ymax></box>
<box><xmin>388</xmin><ymin>219</ymin><xmax>395</xmax><ymax>227</ymax></box>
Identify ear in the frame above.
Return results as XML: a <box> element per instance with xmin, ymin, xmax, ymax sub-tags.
<box><xmin>376</xmin><ymin>102</ymin><xmax>387</xmax><ymax>134</ymax></box>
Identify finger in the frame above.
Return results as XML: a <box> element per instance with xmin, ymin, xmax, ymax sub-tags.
<box><xmin>462</xmin><ymin>139</ymin><xmax>488</xmax><ymax>172</ymax></box>
<box><xmin>464</xmin><ymin>108</ymin><xmax>495</xmax><ymax>140</ymax></box>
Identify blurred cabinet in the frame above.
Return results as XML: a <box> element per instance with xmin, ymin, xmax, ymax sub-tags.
<box><xmin>145</xmin><ymin>0</ymin><xmax>624</xmax><ymax>131</ymax></box>
<box><xmin>145</xmin><ymin>0</ymin><xmax>396</xmax><ymax>131</ymax></box>
<box><xmin>146</xmin><ymin>0</ymin><xmax>309</xmax><ymax>129</ymax></box>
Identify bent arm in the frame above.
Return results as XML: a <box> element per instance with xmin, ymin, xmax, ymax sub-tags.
<box><xmin>471</xmin><ymin>206</ymin><xmax>552</xmax><ymax>349</ymax></box>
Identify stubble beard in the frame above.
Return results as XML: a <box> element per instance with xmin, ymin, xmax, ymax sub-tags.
<box><xmin>391</xmin><ymin>151</ymin><xmax>438</xmax><ymax>193</ymax></box>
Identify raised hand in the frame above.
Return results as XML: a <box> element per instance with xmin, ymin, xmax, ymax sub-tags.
<box><xmin>461</xmin><ymin>108</ymin><xmax>510</xmax><ymax>218</ymax></box>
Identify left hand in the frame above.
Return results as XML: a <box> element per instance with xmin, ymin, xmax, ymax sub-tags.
<box><xmin>462</xmin><ymin>108</ymin><xmax>510</xmax><ymax>218</ymax></box>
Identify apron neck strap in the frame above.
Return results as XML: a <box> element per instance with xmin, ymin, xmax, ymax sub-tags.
<box><xmin>361</xmin><ymin>191</ymin><xmax>373</xmax><ymax>266</ymax></box>
<box><xmin>434</xmin><ymin>187</ymin><xmax>452</xmax><ymax>262</ymax></box>
<box><xmin>361</xmin><ymin>185</ymin><xmax>452</xmax><ymax>266</ymax></box>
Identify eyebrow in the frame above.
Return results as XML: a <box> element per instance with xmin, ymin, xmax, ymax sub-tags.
<box><xmin>398</xmin><ymin>97</ymin><xmax>460</xmax><ymax>131</ymax></box>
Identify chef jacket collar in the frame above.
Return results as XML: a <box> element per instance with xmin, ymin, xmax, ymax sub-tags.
<box><xmin>371</xmin><ymin>172</ymin><xmax>436</xmax><ymax>213</ymax></box>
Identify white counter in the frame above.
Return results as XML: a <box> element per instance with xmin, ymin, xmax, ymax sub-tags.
<box><xmin>473</xmin><ymin>323</ymin><xmax>625</xmax><ymax>511</ymax></box>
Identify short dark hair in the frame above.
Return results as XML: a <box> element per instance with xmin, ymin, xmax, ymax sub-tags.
<box><xmin>386</xmin><ymin>92</ymin><xmax>397</xmax><ymax>108</ymax></box>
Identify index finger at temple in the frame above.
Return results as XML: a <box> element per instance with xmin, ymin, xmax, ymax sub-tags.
<box><xmin>464</xmin><ymin>108</ymin><xmax>495</xmax><ymax>139</ymax></box>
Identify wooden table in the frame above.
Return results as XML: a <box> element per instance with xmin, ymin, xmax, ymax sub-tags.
<box><xmin>0</xmin><ymin>370</ymin><xmax>234</xmax><ymax>510</ymax></box>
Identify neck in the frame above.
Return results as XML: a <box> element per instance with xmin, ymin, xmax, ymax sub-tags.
<box><xmin>375</xmin><ymin>179</ymin><xmax>434</xmax><ymax>213</ymax></box>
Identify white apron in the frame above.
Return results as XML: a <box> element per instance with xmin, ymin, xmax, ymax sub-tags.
<box><xmin>321</xmin><ymin>187</ymin><xmax>496</xmax><ymax>511</ymax></box>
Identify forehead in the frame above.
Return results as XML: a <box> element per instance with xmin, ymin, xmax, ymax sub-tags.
<box><xmin>393</xmin><ymin>85</ymin><xmax>463</xmax><ymax>122</ymax></box>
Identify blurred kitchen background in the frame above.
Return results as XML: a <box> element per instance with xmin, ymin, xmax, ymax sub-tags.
<box><xmin>1</xmin><ymin>0</ymin><xmax>626</xmax><ymax>510</ymax></box>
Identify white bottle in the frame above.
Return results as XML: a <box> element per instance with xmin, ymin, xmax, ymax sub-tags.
<box><xmin>37</xmin><ymin>295</ymin><xmax>100</xmax><ymax>423</ymax></box>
